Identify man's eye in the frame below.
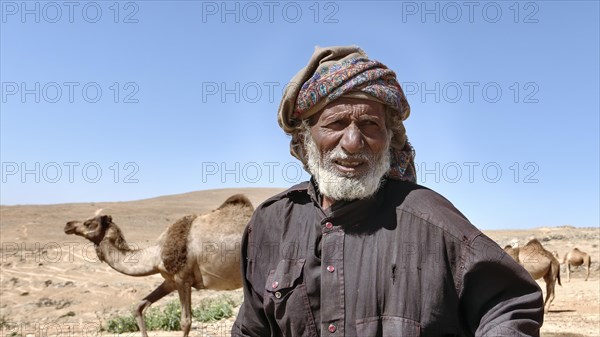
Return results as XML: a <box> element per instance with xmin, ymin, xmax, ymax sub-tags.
<box><xmin>325</xmin><ymin>121</ymin><xmax>347</xmax><ymax>130</ymax></box>
<box><xmin>360</xmin><ymin>120</ymin><xmax>381</xmax><ymax>128</ymax></box>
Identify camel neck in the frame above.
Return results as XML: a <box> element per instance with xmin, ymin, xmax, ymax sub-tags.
<box><xmin>95</xmin><ymin>231</ymin><xmax>161</xmax><ymax>277</ymax></box>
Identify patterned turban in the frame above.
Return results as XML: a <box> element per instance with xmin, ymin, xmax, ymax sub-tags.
<box><xmin>277</xmin><ymin>45</ymin><xmax>416</xmax><ymax>182</ymax></box>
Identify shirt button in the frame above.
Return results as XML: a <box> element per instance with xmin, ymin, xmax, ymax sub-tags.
<box><xmin>325</xmin><ymin>222</ymin><xmax>333</xmax><ymax>229</ymax></box>
<box><xmin>272</xmin><ymin>281</ymin><xmax>278</xmax><ymax>289</ymax></box>
<box><xmin>327</xmin><ymin>265</ymin><xmax>335</xmax><ymax>272</ymax></box>
<box><xmin>328</xmin><ymin>324</ymin><xmax>336</xmax><ymax>333</ymax></box>
<box><xmin>274</xmin><ymin>291</ymin><xmax>282</xmax><ymax>299</ymax></box>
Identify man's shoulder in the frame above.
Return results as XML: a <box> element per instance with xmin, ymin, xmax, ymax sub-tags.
<box><xmin>382</xmin><ymin>179</ymin><xmax>452</xmax><ymax>212</ymax></box>
<box><xmin>245</xmin><ymin>182</ymin><xmax>312</xmax><ymax>236</ymax></box>
<box><xmin>384</xmin><ymin>180</ymin><xmax>482</xmax><ymax>240</ymax></box>
<box><xmin>254</xmin><ymin>181</ymin><xmax>311</xmax><ymax>211</ymax></box>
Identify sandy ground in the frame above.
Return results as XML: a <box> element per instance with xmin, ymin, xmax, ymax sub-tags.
<box><xmin>1</xmin><ymin>188</ymin><xmax>598</xmax><ymax>337</ymax></box>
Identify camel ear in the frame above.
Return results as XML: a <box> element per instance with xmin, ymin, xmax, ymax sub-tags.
<box><xmin>100</xmin><ymin>215</ymin><xmax>112</xmax><ymax>227</ymax></box>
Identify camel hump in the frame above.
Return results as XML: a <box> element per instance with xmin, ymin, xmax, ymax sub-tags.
<box><xmin>525</xmin><ymin>238</ymin><xmax>543</xmax><ymax>247</ymax></box>
<box><xmin>217</xmin><ymin>194</ymin><xmax>253</xmax><ymax>210</ymax></box>
<box><xmin>161</xmin><ymin>214</ymin><xmax>197</xmax><ymax>274</ymax></box>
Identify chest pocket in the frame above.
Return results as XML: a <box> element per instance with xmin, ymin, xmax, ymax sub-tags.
<box><xmin>264</xmin><ymin>258</ymin><xmax>317</xmax><ymax>337</ymax></box>
<box><xmin>356</xmin><ymin>316</ymin><xmax>420</xmax><ymax>337</ymax></box>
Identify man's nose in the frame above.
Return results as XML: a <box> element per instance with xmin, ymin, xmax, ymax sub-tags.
<box><xmin>340</xmin><ymin>124</ymin><xmax>364</xmax><ymax>154</ymax></box>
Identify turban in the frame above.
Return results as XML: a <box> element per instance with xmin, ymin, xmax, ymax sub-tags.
<box><xmin>277</xmin><ymin>45</ymin><xmax>416</xmax><ymax>182</ymax></box>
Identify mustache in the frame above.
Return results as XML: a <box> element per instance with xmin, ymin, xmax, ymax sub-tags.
<box><xmin>324</xmin><ymin>147</ymin><xmax>371</xmax><ymax>162</ymax></box>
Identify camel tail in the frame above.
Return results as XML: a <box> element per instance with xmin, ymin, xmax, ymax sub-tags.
<box><xmin>218</xmin><ymin>194</ymin><xmax>253</xmax><ymax>210</ymax></box>
<box><xmin>557</xmin><ymin>266</ymin><xmax>562</xmax><ymax>286</ymax></box>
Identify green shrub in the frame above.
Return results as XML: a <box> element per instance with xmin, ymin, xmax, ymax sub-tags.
<box><xmin>145</xmin><ymin>300</ymin><xmax>181</xmax><ymax>331</ymax></box>
<box><xmin>105</xmin><ymin>295</ymin><xmax>237</xmax><ymax>333</ymax></box>
<box><xmin>0</xmin><ymin>315</ymin><xmax>19</xmax><ymax>336</ymax></box>
<box><xmin>105</xmin><ymin>300</ymin><xmax>181</xmax><ymax>333</ymax></box>
<box><xmin>106</xmin><ymin>315</ymin><xmax>139</xmax><ymax>333</ymax></box>
<box><xmin>193</xmin><ymin>295</ymin><xmax>236</xmax><ymax>322</ymax></box>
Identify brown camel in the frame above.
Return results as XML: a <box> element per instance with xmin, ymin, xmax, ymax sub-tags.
<box><xmin>503</xmin><ymin>238</ymin><xmax>561</xmax><ymax>313</ymax></box>
<box><xmin>64</xmin><ymin>194</ymin><xmax>253</xmax><ymax>337</ymax></box>
<box><xmin>563</xmin><ymin>248</ymin><xmax>592</xmax><ymax>281</ymax></box>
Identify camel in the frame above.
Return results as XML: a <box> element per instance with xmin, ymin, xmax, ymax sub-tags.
<box><xmin>563</xmin><ymin>248</ymin><xmax>592</xmax><ymax>281</ymax></box>
<box><xmin>503</xmin><ymin>238</ymin><xmax>561</xmax><ymax>313</ymax></box>
<box><xmin>552</xmin><ymin>250</ymin><xmax>560</xmax><ymax>260</ymax></box>
<box><xmin>64</xmin><ymin>194</ymin><xmax>253</xmax><ymax>337</ymax></box>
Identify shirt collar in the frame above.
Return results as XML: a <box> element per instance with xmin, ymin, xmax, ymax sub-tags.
<box><xmin>307</xmin><ymin>178</ymin><xmax>387</xmax><ymax>228</ymax></box>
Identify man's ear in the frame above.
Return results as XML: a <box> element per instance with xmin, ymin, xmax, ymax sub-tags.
<box><xmin>100</xmin><ymin>215</ymin><xmax>112</xmax><ymax>227</ymax></box>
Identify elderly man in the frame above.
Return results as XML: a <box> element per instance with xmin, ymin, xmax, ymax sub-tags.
<box><xmin>232</xmin><ymin>46</ymin><xmax>543</xmax><ymax>337</ymax></box>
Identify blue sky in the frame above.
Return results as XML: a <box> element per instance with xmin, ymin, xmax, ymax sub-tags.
<box><xmin>1</xmin><ymin>0</ymin><xmax>598</xmax><ymax>229</ymax></box>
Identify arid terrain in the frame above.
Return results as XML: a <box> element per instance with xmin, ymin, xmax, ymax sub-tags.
<box><xmin>1</xmin><ymin>188</ymin><xmax>598</xmax><ymax>336</ymax></box>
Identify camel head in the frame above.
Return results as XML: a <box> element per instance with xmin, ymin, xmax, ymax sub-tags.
<box><xmin>64</xmin><ymin>215</ymin><xmax>114</xmax><ymax>245</ymax></box>
<box><xmin>552</xmin><ymin>251</ymin><xmax>560</xmax><ymax>260</ymax></box>
<box><xmin>503</xmin><ymin>244</ymin><xmax>520</xmax><ymax>263</ymax></box>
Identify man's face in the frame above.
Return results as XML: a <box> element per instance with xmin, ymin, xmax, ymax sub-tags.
<box><xmin>304</xmin><ymin>97</ymin><xmax>391</xmax><ymax>201</ymax></box>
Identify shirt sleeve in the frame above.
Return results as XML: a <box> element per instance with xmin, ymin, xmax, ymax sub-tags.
<box><xmin>231</xmin><ymin>216</ymin><xmax>272</xmax><ymax>337</ymax></box>
<box><xmin>459</xmin><ymin>233</ymin><xmax>544</xmax><ymax>337</ymax></box>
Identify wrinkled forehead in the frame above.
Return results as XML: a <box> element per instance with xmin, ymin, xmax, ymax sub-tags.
<box><xmin>310</xmin><ymin>97</ymin><xmax>387</xmax><ymax>124</ymax></box>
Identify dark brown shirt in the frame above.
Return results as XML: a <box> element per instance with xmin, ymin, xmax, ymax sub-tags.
<box><xmin>232</xmin><ymin>179</ymin><xmax>543</xmax><ymax>337</ymax></box>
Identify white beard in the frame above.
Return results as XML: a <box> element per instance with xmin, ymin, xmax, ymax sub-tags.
<box><xmin>304</xmin><ymin>131</ymin><xmax>391</xmax><ymax>201</ymax></box>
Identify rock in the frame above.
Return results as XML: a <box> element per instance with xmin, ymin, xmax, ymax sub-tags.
<box><xmin>55</xmin><ymin>300</ymin><xmax>71</xmax><ymax>309</ymax></box>
<box><xmin>36</xmin><ymin>297</ymin><xmax>55</xmax><ymax>307</ymax></box>
<box><xmin>55</xmin><ymin>281</ymin><xmax>74</xmax><ymax>288</ymax></box>
<box><xmin>36</xmin><ymin>297</ymin><xmax>71</xmax><ymax>309</ymax></box>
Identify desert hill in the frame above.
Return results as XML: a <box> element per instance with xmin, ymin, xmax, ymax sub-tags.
<box><xmin>0</xmin><ymin>188</ymin><xmax>284</xmax><ymax>244</ymax></box>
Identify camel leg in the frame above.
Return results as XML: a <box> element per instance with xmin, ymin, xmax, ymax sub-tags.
<box><xmin>135</xmin><ymin>281</ymin><xmax>175</xmax><ymax>337</ymax></box>
<box><xmin>543</xmin><ymin>274</ymin><xmax>556</xmax><ymax>314</ymax></box>
<box><xmin>584</xmin><ymin>256</ymin><xmax>590</xmax><ymax>281</ymax></box>
<box><xmin>585</xmin><ymin>265</ymin><xmax>589</xmax><ymax>281</ymax></box>
<box><xmin>177</xmin><ymin>282</ymin><xmax>193</xmax><ymax>337</ymax></box>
